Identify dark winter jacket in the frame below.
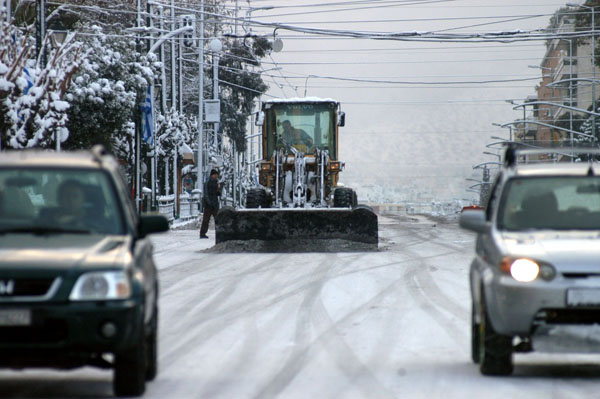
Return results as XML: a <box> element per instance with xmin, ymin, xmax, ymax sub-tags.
<box><xmin>203</xmin><ymin>176</ymin><xmax>220</xmax><ymax>210</ymax></box>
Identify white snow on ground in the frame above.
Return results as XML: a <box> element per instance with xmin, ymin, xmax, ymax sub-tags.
<box><xmin>2</xmin><ymin>214</ymin><xmax>600</xmax><ymax>398</ymax></box>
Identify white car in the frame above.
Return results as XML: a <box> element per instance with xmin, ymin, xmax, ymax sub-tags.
<box><xmin>460</xmin><ymin>147</ymin><xmax>600</xmax><ymax>375</ymax></box>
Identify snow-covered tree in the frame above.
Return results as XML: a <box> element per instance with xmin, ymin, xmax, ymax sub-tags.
<box><xmin>63</xmin><ymin>24</ymin><xmax>159</xmax><ymax>166</ymax></box>
<box><xmin>216</xmin><ymin>37</ymin><xmax>270</xmax><ymax>152</ymax></box>
<box><xmin>0</xmin><ymin>15</ymin><xmax>83</xmax><ymax>149</ymax></box>
<box><xmin>155</xmin><ymin>108</ymin><xmax>197</xmax><ymax>158</ymax></box>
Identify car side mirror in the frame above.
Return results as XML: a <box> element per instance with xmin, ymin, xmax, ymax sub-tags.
<box><xmin>459</xmin><ymin>209</ymin><xmax>489</xmax><ymax>234</ymax></box>
<box><xmin>138</xmin><ymin>214</ymin><xmax>169</xmax><ymax>238</ymax></box>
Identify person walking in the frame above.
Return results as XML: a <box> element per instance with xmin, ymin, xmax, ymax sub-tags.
<box><xmin>199</xmin><ymin>169</ymin><xmax>221</xmax><ymax>239</ymax></box>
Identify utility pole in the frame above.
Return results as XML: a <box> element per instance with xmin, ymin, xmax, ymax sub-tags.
<box><xmin>148</xmin><ymin>2</ymin><xmax>157</xmax><ymax>210</ymax></box>
<box><xmin>197</xmin><ymin>0</ymin><xmax>205</xmax><ymax>197</ymax></box>
<box><xmin>592</xmin><ymin>6</ymin><xmax>596</xmax><ymax>139</ymax></box>
<box><xmin>135</xmin><ymin>0</ymin><xmax>142</xmax><ymax>213</ymax></box>
<box><xmin>5</xmin><ymin>0</ymin><xmax>11</xmax><ymax>23</ymax></box>
<box><xmin>235</xmin><ymin>0</ymin><xmax>238</xmax><ymax>36</ymax></box>
<box><xmin>170</xmin><ymin>0</ymin><xmax>179</xmax><ymax>215</ymax></box>
<box><xmin>36</xmin><ymin>0</ymin><xmax>46</xmax><ymax>65</ymax></box>
<box><xmin>158</xmin><ymin>5</ymin><xmax>169</xmax><ymax>196</ymax></box>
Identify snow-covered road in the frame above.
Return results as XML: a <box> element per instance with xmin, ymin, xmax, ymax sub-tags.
<box><xmin>2</xmin><ymin>214</ymin><xmax>600</xmax><ymax>398</ymax></box>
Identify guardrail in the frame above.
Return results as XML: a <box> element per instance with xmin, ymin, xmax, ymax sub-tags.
<box><xmin>157</xmin><ymin>193</ymin><xmax>200</xmax><ymax>223</ymax></box>
<box><xmin>178</xmin><ymin>192</ymin><xmax>200</xmax><ymax>220</ymax></box>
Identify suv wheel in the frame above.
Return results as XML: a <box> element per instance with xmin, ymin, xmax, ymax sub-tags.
<box><xmin>145</xmin><ymin>305</ymin><xmax>158</xmax><ymax>381</ymax></box>
<box><xmin>471</xmin><ymin>303</ymin><xmax>480</xmax><ymax>364</ymax></box>
<box><xmin>479</xmin><ymin>295</ymin><xmax>513</xmax><ymax>375</ymax></box>
<box><xmin>114</xmin><ymin>325</ymin><xmax>147</xmax><ymax>397</ymax></box>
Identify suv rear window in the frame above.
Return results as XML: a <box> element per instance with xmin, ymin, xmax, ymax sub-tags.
<box><xmin>497</xmin><ymin>176</ymin><xmax>600</xmax><ymax>231</ymax></box>
<box><xmin>0</xmin><ymin>168</ymin><xmax>125</xmax><ymax>235</ymax></box>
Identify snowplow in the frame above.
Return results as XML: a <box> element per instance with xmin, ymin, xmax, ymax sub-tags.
<box><xmin>216</xmin><ymin>98</ymin><xmax>378</xmax><ymax>247</ymax></box>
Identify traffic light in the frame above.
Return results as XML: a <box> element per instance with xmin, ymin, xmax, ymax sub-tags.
<box><xmin>181</xmin><ymin>15</ymin><xmax>196</xmax><ymax>47</ymax></box>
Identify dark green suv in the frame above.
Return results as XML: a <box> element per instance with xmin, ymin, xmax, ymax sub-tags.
<box><xmin>0</xmin><ymin>146</ymin><xmax>168</xmax><ymax>397</ymax></box>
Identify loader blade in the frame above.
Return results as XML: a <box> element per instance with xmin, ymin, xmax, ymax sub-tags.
<box><xmin>215</xmin><ymin>206</ymin><xmax>378</xmax><ymax>247</ymax></box>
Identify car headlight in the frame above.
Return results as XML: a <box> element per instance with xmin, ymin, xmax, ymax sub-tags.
<box><xmin>510</xmin><ymin>259</ymin><xmax>539</xmax><ymax>282</ymax></box>
<box><xmin>500</xmin><ymin>257</ymin><xmax>556</xmax><ymax>282</ymax></box>
<box><xmin>70</xmin><ymin>271</ymin><xmax>131</xmax><ymax>301</ymax></box>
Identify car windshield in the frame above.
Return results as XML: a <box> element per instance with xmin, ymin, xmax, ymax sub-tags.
<box><xmin>0</xmin><ymin>167</ymin><xmax>125</xmax><ymax>235</ymax></box>
<box><xmin>497</xmin><ymin>176</ymin><xmax>600</xmax><ymax>231</ymax></box>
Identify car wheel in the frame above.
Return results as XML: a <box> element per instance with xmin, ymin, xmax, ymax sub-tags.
<box><xmin>479</xmin><ymin>294</ymin><xmax>513</xmax><ymax>375</ymax></box>
<box><xmin>113</xmin><ymin>327</ymin><xmax>147</xmax><ymax>397</ymax></box>
<box><xmin>471</xmin><ymin>303</ymin><xmax>480</xmax><ymax>364</ymax></box>
<box><xmin>145</xmin><ymin>306</ymin><xmax>158</xmax><ymax>381</ymax></box>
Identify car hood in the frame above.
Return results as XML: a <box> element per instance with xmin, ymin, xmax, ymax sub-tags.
<box><xmin>0</xmin><ymin>234</ymin><xmax>131</xmax><ymax>271</ymax></box>
<box><xmin>499</xmin><ymin>230</ymin><xmax>600</xmax><ymax>272</ymax></box>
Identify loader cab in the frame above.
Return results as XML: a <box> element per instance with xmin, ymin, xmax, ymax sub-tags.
<box><xmin>261</xmin><ymin>100</ymin><xmax>341</xmax><ymax>160</ymax></box>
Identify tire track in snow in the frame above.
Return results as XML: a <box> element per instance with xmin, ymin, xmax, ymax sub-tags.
<box><xmin>159</xmin><ymin>254</ymin><xmax>290</xmax><ymax>368</ymax></box>
<box><xmin>159</xmin><ymin>253</ymin><xmax>357</xmax><ymax>371</ymax></box>
<box><xmin>252</xmin><ymin>254</ymin><xmax>398</xmax><ymax>399</ymax></box>
<box><xmin>402</xmin><ymin>257</ymin><xmax>467</xmax><ymax>348</ymax></box>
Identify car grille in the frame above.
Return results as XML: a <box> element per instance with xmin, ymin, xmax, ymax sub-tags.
<box><xmin>0</xmin><ymin>278</ymin><xmax>60</xmax><ymax>300</ymax></box>
<box><xmin>0</xmin><ymin>319</ymin><xmax>67</xmax><ymax>343</ymax></box>
<box><xmin>536</xmin><ymin>308</ymin><xmax>600</xmax><ymax>324</ymax></box>
<box><xmin>562</xmin><ymin>273</ymin><xmax>600</xmax><ymax>279</ymax></box>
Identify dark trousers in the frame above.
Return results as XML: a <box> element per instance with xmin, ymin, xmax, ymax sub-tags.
<box><xmin>200</xmin><ymin>207</ymin><xmax>218</xmax><ymax>236</ymax></box>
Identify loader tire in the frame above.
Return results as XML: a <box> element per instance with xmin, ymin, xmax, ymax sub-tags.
<box><xmin>334</xmin><ymin>187</ymin><xmax>355</xmax><ymax>208</ymax></box>
<box><xmin>246</xmin><ymin>188</ymin><xmax>267</xmax><ymax>208</ymax></box>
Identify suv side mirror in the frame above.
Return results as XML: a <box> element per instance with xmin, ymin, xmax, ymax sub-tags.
<box><xmin>138</xmin><ymin>214</ymin><xmax>169</xmax><ymax>238</ymax></box>
<box><xmin>459</xmin><ymin>210</ymin><xmax>488</xmax><ymax>234</ymax></box>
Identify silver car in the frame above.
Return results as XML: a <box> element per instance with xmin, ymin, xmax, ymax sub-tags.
<box><xmin>460</xmin><ymin>148</ymin><xmax>600</xmax><ymax>375</ymax></box>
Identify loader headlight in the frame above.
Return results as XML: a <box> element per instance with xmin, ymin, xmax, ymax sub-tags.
<box><xmin>260</xmin><ymin>162</ymin><xmax>273</xmax><ymax>172</ymax></box>
<box><xmin>70</xmin><ymin>271</ymin><xmax>131</xmax><ymax>301</ymax></box>
<box><xmin>328</xmin><ymin>162</ymin><xmax>342</xmax><ymax>172</ymax></box>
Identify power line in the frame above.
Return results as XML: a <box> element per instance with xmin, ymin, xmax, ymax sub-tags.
<box><xmin>242</xmin><ymin>13</ymin><xmax>554</xmax><ymax>26</ymax></box>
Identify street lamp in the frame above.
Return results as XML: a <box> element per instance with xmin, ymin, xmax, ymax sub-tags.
<box><xmin>483</xmin><ymin>151</ymin><xmax>501</xmax><ymax>162</ymax></box>
<box><xmin>209</xmin><ymin>37</ymin><xmax>222</xmax><ymax>152</ymax></box>
<box><xmin>304</xmin><ymin>74</ymin><xmax>316</xmax><ymax>97</ymax></box>
<box><xmin>492</xmin><ymin>122</ymin><xmax>513</xmax><ymax>141</ymax></box>
<box><xmin>48</xmin><ymin>20</ymin><xmax>68</xmax><ymax>48</ymax></box>
<box><xmin>473</xmin><ymin>161</ymin><xmax>502</xmax><ymax>169</ymax></box>
<box><xmin>528</xmin><ymin>65</ymin><xmax>552</xmax><ymax>72</ymax></box>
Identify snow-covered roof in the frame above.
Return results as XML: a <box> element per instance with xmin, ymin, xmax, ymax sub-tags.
<box><xmin>264</xmin><ymin>97</ymin><xmax>339</xmax><ymax>104</ymax></box>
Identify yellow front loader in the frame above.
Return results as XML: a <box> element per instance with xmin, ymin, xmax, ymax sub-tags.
<box><xmin>216</xmin><ymin>98</ymin><xmax>378</xmax><ymax>247</ymax></box>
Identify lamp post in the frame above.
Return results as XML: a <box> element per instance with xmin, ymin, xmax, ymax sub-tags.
<box><xmin>49</xmin><ymin>21</ymin><xmax>69</xmax><ymax>151</ymax></box>
<box><xmin>208</xmin><ymin>37</ymin><xmax>225</xmax><ymax>198</ymax></box>
<box><xmin>492</xmin><ymin>122</ymin><xmax>513</xmax><ymax>141</ymax></box>
<box><xmin>36</xmin><ymin>0</ymin><xmax>46</xmax><ymax>65</ymax></box>
<box><xmin>197</xmin><ymin>0</ymin><xmax>205</xmax><ymax>200</ymax></box>
<box><xmin>483</xmin><ymin>151</ymin><xmax>501</xmax><ymax>162</ymax></box>
<box><xmin>304</xmin><ymin>75</ymin><xmax>316</xmax><ymax>97</ymax></box>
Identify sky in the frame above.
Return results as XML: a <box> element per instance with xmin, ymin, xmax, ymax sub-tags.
<box><xmin>235</xmin><ymin>0</ymin><xmax>579</xmax><ymax>205</ymax></box>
